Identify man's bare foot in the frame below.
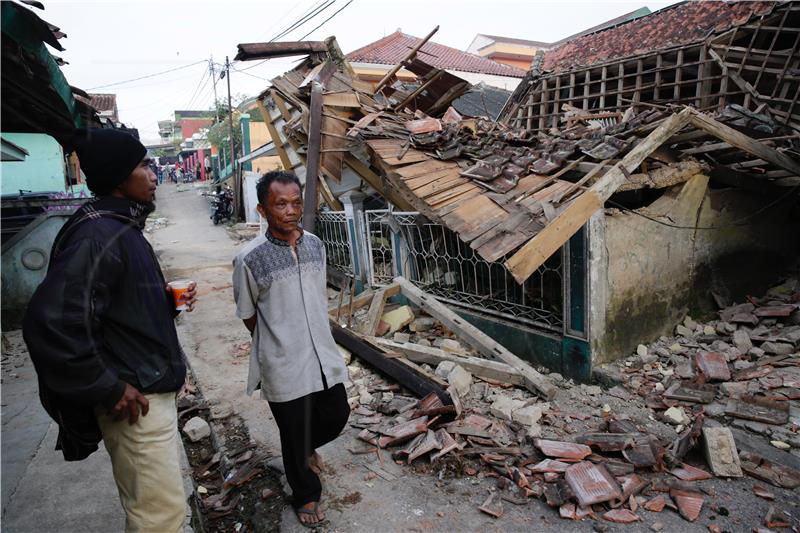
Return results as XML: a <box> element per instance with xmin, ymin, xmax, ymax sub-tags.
<box><xmin>296</xmin><ymin>501</ymin><xmax>326</xmax><ymax>527</ymax></box>
<box><xmin>308</xmin><ymin>451</ymin><xmax>325</xmax><ymax>475</ymax></box>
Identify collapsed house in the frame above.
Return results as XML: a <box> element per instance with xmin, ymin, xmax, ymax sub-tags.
<box><xmin>233</xmin><ymin>0</ymin><xmax>800</xmax><ymax>381</ymax></box>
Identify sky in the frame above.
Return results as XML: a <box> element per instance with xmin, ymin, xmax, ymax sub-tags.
<box><xmin>40</xmin><ymin>0</ymin><xmax>679</xmax><ymax>144</ymax></box>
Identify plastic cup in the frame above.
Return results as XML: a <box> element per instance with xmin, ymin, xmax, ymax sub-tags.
<box><xmin>168</xmin><ymin>279</ymin><xmax>193</xmax><ymax>311</ymax></box>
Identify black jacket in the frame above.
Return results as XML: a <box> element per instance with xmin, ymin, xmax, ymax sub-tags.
<box><xmin>23</xmin><ymin>196</ymin><xmax>186</xmax><ymax>460</ymax></box>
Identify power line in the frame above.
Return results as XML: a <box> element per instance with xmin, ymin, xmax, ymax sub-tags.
<box><xmin>230</xmin><ymin>67</ymin><xmax>270</xmax><ymax>81</ymax></box>
<box><xmin>298</xmin><ymin>0</ymin><xmax>354</xmax><ymax>40</ymax></box>
<box><xmin>184</xmin><ymin>62</ymin><xmax>210</xmax><ymax>110</ymax></box>
<box><xmin>236</xmin><ymin>0</ymin><xmax>337</xmax><ymax>73</ymax></box>
<box><xmin>272</xmin><ymin>0</ymin><xmax>335</xmax><ymax>42</ymax></box>
<box><xmin>87</xmin><ymin>60</ymin><xmax>208</xmax><ymax>90</ymax></box>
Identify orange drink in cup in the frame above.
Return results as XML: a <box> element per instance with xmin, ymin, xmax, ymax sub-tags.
<box><xmin>168</xmin><ymin>280</ymin><xmax>193</xmax><ymax>311</ymax></box>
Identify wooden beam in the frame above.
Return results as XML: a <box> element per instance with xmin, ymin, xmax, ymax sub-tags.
<box><xmin>372</xmin><ymin>338</ymin><xmax>526</xmax><ymax>387</ymax></box>
<box><xmin>257</xmin><ymin>99</ymin><xmax>293</xmax><ymax>171</ymax></box>
<box><xmin>360</xmin><ymin>288</ymin><xmax>388</xmax><ymax>336</ymax></box>
<box><xmin>374</xmin><ymin>26</ymin><xmax>439</xmax><ymax>94</ymax></box>
<box><xmin>328</xmin><ymin>283</ymin><xmax>400</xmax><ymax>318</ymax></box>
<box><xmin>688</xmin><ymin>109</ymin><xmax>800</xmax><ymax>175</ymax></box>
<box><xmin>505</xmin><ymin>108</ymin><xmax>694</xmax><ymax>284</ymax></box>
<box><xmin>394</xmin><ymin>277</ymin><xmax>558</xmax><ymax>400</ymax></box>
<box><xmin>330</xmin><ymin>321</ymin><xmax>452</xmax><ymax>404</ymax></box>
<box><xmin>303</xmin><ymin>82</ymin><xmax>324</xmax><ymax>232</ymax></box>
<box><xmin>270</xmin><ymin>89</ymin><xmax>293</xmax><ymax>121</ymax></box>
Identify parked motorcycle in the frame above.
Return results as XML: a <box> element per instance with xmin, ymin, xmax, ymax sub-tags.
<box><xmin>209</xmin><ymin>186</ymin><xmax>233</xmax><ymax>225</ymax></box>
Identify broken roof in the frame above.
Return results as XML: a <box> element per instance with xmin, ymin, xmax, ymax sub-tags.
<box><xmin>245</xmin><ymin>34</ymin><xmax>799</xmax><ymax>286</ymax></box>
<box><xmin>347</xmin><ymin>30</ymin><xmax>526</xmax><ymax>78</ymax></box>
<box><xmin>543</xmin><ymin>1</ymin><xmax>776</xmax><ymax>73</ymax></box>
<box><xmin>1</xmin><ymin>0</ymin><xmax>98</xmax><ymax>143</ymax></box>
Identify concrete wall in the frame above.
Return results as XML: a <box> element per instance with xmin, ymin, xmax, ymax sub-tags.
<box><xmin>590</xmin><ymin>175</ymin><xmax>800</xmax><ymax>363</ymax></box>
<box><xmin>247</xmin><ymin>122</ymin><xmax>282</xmax><ymax>175</ymax></box>
<box><xmin>1</xmin><ymin>133</ymin><xmax>66</xmax><ymax>195</ymax></box>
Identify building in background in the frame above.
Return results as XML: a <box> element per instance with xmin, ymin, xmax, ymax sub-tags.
<box><xmin>466</xmin><ymin>7</ymin><xmax>651</xmax><ymax>71</ymax></box>
<box><xmin>346</xmin><ymin>30</ymin><xmax>527</xmax><ymax>91</ymax></box>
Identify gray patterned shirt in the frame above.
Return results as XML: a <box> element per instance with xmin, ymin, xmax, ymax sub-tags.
<box><xmin>232</xmin><ymin>231</ymin><xmax>347</xmax><ymax>402</ymax></box>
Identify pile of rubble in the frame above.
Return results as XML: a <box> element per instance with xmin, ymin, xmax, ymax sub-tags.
<box><xmin>144</xmin><ymin>216</ymin><xmax>168</xmax><ymax>233</ymax></box>
<box><xmin>329</xmin><ymin>277</ymin><xmax>799</xmax><ymax>529</ymax></box>
<box><xmin>601</xmin><ymin>276</ymin><xmax>800</xmax><ymax>453</ymax></box>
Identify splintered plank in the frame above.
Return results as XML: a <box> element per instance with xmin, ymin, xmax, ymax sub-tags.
<box><xmin>476</xmin><ymin>229</ymin><xmax>537</xmax><ymax>263</ymax></box>
<box><xmin>414</xmin><ymin>176</ymin><xmax>470</xmax><ymax>198</ymax></box>
<box><xmin>433</xmin><ymin>190</ymin><xmax>482</xmax><ymax>214</ymax></box>
<box><xmin>396</xmin><ymin>277</ymin><xmax>558</xmax><ymax>400</ymax></box>
<box><xmin>403</xmin><ymin>168</ymin><xmax>459</xmax><ymax>187</ymax></box>
<box><xmin>360</xmin><ymin>288</ymin><xmax>389</xmax><ymax>336</ymax></box>
<box><xmin>442</xmin><ymin>195</ymin><xmax>501</xmax><ymax>234</ymax></box>
<box><xmin>424</xmin><ymin>183</ymin><xmax>479</xmax><ymax>205</ymax></box>
<box><xmin>395</xmin><ymin>159</ymin><xmax>460</xmax><ymax>179</ymax></box>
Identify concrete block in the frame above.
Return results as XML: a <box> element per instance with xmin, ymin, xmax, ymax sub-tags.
<box><xmin>381</xmin><ymin>305</ymin><xmax>415</xmax><ymax>334</ymax></box>
<box><xmin>392</xmin><ymin>332</ymin><xmax>411</xmax><ymax>344</ymax></box>
<box><xmin>489</xmin><ymin>396</ymin><xmax>525</xmax><ymax>421</ymax></box>
<box><xmin>675</xmin><ymin>325</ymin><xmax>694</xmax><ymax>338</ymax></box>
<box><xmin>762</xmin><ymin>342</ymin><xmax>794</xmax><ymax>355</ymax></box>
<box><xmin>434</xmin><ymin>338</ymin><xmax>464</xmax><ymax>354</ymax></box>
<box><xmin>446</xmin><ymin>365</ymin><xmax>473</xmax><ymax>397</ymax></box>
<box><xmin>435</xmin><ymin>361</ymin><xmax>456</xmax><ymax>379</ymax></box>
<box><xmin>702</xmin><ymin>427</ymin><xmax>742</xmax><ymax>477</ymax></box>
<box><xmin>512</xmin><ymin>404</ymin><xmax>545</xmax><ymax>426</ymax></box>
<box><xmin>183</xmin><ymin>417</ymin><xmax>211</xmax><ymax>442</ymax></box>
<box><xmin>409</xmin><ymin>317</ymin><xmax>437</xmax><ymax>332</ymax></box>
<box><xmin>210</xmin><ymin>404</ymin><xmax>233</xmax><ymax>420</ymax></box>
<box><xmin>663</xmin><ymin>407</ymin><xmax>689</xmax><ymax>426</ymax></box>
<box><xmin>732</xmin><ymin>329</ymin><xmax>752</xmax><ymax>353</ymax></box>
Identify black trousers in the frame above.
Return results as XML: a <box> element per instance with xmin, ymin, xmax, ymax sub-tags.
<box><xmin>268</xmin><ymin>383</ymin><xmax>350</xmax><ymax>507</ymax></box>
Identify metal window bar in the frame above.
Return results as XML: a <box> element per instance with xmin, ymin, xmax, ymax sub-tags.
<box><xmin>365</xmin><ymin>210</ymin><xmax>564</xmax><ymax>333</ymax></box>
<box><xmin>316</xmin><ymin>211</ymin><xmax>354</xmax><ymax>276</ymax></box>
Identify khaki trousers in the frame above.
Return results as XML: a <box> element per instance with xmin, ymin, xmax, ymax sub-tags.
<box><xmin>97</xmin><ymin>392</ymin><xmax>186</xmax><ymax>533</ymax></box>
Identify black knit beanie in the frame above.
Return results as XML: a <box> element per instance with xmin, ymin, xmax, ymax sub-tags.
<box><xmin>74</xmin><ymin>129</ymin><xmax>147</xmax><ymax>195</ymax></box>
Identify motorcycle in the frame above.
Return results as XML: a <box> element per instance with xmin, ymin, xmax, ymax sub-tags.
<box><xmin>209</xmin><ymin>187</ymin><xmax>233</xmax><ymax>225</ymax></box>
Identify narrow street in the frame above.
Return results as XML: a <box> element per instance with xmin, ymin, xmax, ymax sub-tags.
<box><xmin>149</xmin><ymin>182</ymin><xmax>794</xmax><ymax>533</ymax></box>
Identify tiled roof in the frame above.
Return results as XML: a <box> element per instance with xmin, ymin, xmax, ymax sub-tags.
<box><xmin>347</xmin><ymin>31</ymin><xmax>526</xmax><ymax>78</ymax></box>
<box><xmin>80</xmin><ymin>93</ymin><xmax>117</xmax><ymax>113</ymax></box>
<box><xmin>543</xmin><ymin>1</ymin><xmax>776</xmax><ymax>73</ymax></box>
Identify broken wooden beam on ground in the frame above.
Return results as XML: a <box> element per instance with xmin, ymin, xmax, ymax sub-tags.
<box><xmin>330</xmin><ymin>320</ymin><xmax>452</xmax><ymax>405</ymax></box>
<box><xmin>360</xmin><ymin>288</ymin><xmax>389</xmax><ymax>336</ymax></box>
<box><xmin>394</xmin><ymin>276</ymin><xmax>558</xmax><ymax>400</ymax></box>
<box><xmin>371</xmin><ymin>338</ymin><xmax>526</xmax><ymax>387</ymax></box>
<box><xmin>329</xmin><ymin>283</ymin><xmax>400</xmax><ymax>319</ymax></box>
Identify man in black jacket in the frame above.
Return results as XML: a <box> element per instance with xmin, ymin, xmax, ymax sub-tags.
<box><xmin>23</xmin><ymin>129</ymin><xmax>196</xmax><ymax>532</ymax></box>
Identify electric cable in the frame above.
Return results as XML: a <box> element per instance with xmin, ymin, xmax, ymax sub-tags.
<box><xmin>298</xmin><ymin>0</ymin><xmax>354</xmax><ymax>41</ymax></box>
<box><xmin>184</xmin><ymin>63</ymin><xmax>210</xmax><ymax>110</ymax></box>
<box><xmin>87</xmin><ymin>60</ymin><xmax>208</xmax><ymax>90</ymax></box>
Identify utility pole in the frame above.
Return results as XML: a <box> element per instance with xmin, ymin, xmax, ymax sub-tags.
<box><xmin>225</xmin><ymin>56</ymin><xmax>240</xmax><ymax>220</ymax></box>
<box><xmin>209</xmin><ymin>56</ymin><xmax>219</xmax><ymax>122</ymax></box>
<box><xmin>225</xmin><ymin>56</ymin><xmax>235</xmax><ymax>173</ymax></box>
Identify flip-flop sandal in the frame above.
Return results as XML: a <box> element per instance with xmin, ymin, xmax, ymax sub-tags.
<box><xmin>295</xmin><ymin>503</ymin><xmax>329</xmax><ymax>529</ymax></box>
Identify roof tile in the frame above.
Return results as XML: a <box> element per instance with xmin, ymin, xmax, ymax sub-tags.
<box><xmin>543</xmin><ymin>1</ymin><xmax>776</xmax><ymax>73</ymax></box>
<box><xmin>347</xmin><ymin>31</ymin><xmax>526</xmax><ymax>78</ymax></box>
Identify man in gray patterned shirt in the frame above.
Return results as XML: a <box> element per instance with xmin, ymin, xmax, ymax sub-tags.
<box><xmin>232</xmin><ymin>171</ymin><xmax>349</xmax><ymax>528</ymax></box>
